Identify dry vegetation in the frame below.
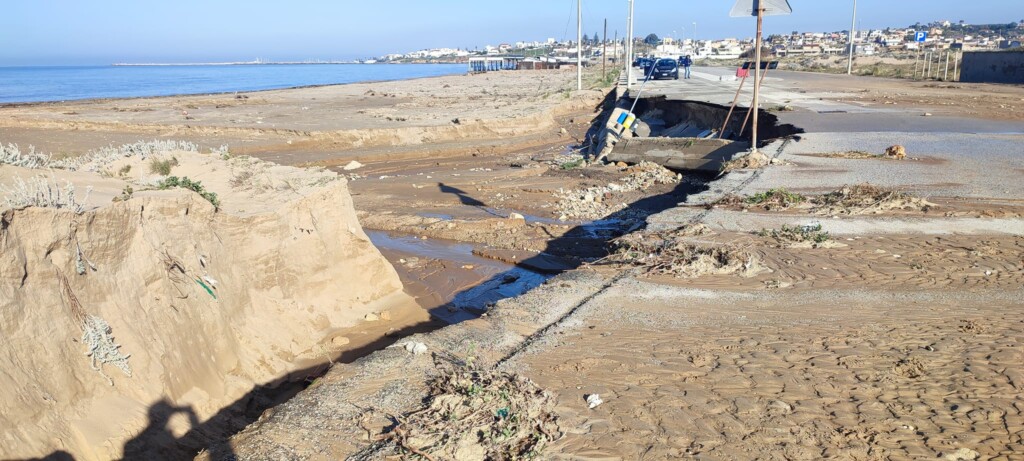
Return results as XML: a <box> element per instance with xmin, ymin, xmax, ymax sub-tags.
<box><xmin>715</xmin><ymin>184</ymin><xmax>933</xmax><ymax>215</ymax></box>
<box><xmin>758</xmin><ymin>223</ymin><xmax>835</xmax><ymax>248</ymax></box>
<box><xmin>810</xmin><ymin>183</ymin><xmax>933</xmax><ymax>215</ymax></box>
<box><xmin>612</xmin><ymin>225</ymin><xmax>764</xmax><ymax>278</ymax></box>
<box><xmin>354</xmin><ymin>360</ymin><xmax>561</xmax><ymax>460</ymax></box>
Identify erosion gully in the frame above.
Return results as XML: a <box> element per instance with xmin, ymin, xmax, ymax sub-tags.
<box><xmin>196</xmin><ymin>95</ymin><xmax>800</xmax><ymax>458</ymax></box>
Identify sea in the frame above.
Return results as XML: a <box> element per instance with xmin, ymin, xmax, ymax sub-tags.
<box><xmin>0</xmin><ymin>63</ymin><xmax>466</xmax><ymax>104</ymax></box>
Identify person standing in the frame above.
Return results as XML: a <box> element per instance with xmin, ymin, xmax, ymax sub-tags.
<box><xmin>681</xmin><ymin>55</ymin><xmax>693</xmax><ymax>79</ymax></box>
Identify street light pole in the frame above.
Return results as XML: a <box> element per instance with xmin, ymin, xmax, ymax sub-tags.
<box><xmin>625</xmin><ymin>0</ymin><xmax>635</xmax><ymax>90</ymax></box>
<box><xmin>577</xmin><ymin>0</ymin><xmax>582</xmax><ymax>91</ymax></box>
<box><xmin>847</xmin><ymin>0</ymin><xmax>857</xmax><ymax>75</ymax></box>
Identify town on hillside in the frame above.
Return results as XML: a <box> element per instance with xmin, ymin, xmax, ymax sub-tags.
<box><xmin>371</xmin><ymin>19</ymin><xmax>1024</xmax><ymax>64</ymax></box>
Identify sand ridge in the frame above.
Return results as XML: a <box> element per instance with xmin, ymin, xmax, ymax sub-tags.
<box><xmin>0</xmin><ymin>148</ymin><xmax>417</xmax><ymax>459</ymax></box>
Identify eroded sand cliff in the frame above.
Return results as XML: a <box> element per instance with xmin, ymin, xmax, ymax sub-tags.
<box><xmin>0</xmin><ymin>148</ymin><xmax>413</xmax><ymax>459</ymax></box>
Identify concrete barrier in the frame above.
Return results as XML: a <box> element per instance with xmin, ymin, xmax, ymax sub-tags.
<box><xmin>960</xmin><ymin>50</ymin><xmax>1024</xmax><ymax>84</ymax></box>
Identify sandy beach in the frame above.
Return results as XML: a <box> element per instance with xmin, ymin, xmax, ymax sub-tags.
<box><xmin>2</xmin><ymin>65</ymin><xmax>1023</xmax><ymax>460</ymax></box>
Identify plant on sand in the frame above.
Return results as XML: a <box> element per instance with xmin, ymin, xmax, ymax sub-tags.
<box><xmin>759</xmin><ymin>223</ymin><xmax>832</xmax><ymax>247</ymax></box>
<box><xmin>810</xmin><ymin>183</ymin><xmax>932</xmax><ymax>215</ymax></box>
<box><xmin>81</xmin><ymin>315</ymin><xmax>133</xmax><ymax>386</ymax></box>
<box><xmin>58</xmin><ymin>272</ymin><xmax>131</xmax><ymax>386</ymax></box>
<box><xmin>559</xmin><ymin>158</ymin><xmax>585</xmax><ymax>170</ymax></box>
<box><xmin>0</xmin><ymin>143</ymin><xmax>52</xmax><ymax>169</ymax></box>
<box><xmin>612</xmin><ymin>228</ymin><xmax>764</xmax><ymax>277</ymax></box>
<box><xmin>157</xmin><ymin>176</ymin><xmax>220</xmax><ymax>209</ymax></box>
<box><xmin>717</xmin><ymin>188</ymin><xmax>806</xmax><ymax>211</ymax></box>
<box><xmin>149</xmin><ymin>157</ymin><xmax>179</xmax><ymax>176</ymax></box>
<box><xmin>357</xmin><ymin>360</ymin><xmax>561</xmax><ymax>460</ymax></box>
<box><xmin>1</xmin><ymin>175</ymin><xmax>91</xmax><ymax>213</ymax></box>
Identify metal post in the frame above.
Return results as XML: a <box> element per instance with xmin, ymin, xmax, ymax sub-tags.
<box><xmin>847</xmin><ymin>0</ymin><xmax>857</xmax><ymax>75</ymax></box>
<box><xmin>577</xmin><ymin>0</ymin><xmax>582</xmax><ymax>91</ymax></box>
<box><xmin>625</xmin><ymin>0</ymin><xmax>634</xmax><ymax>90</ymax></box>
<box><xmin>603</xmin><ymin>18</ymin><xmax>608</xmax><ymax>80</ymax></box>
<box><xmin>914</xmin><ymin>51</ymin><xmax>920</xmax><ymax>79</ymax></box>
<box><xmin>751</xmin><ymin>7</ymin><xmax>764</xmax><ymax>152</ymax></box>
<box><xmin>926</xmin><ymin>51</ymin><xmax>931</xmax><ymax>79</ymax></box>
<box><xmin>693</xmin><ymin>22</ymin><xmax>697</xmax><ymax>43</ymax></box>
<box><xmin>944</xmin><ymin>51</ymin><xmax>950</xmax><ymax>81</ymax></box>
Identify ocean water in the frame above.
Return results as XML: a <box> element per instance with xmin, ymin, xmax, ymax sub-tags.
<box><xmin>0</xmin><ymin>64</ymin><xmax>466</xmax><ymax>103</ymax></box>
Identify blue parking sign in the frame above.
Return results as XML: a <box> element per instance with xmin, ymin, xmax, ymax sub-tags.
<box><xmin>915</xmin><ymin>31</ymin><xmax>927</xmax><ymax>42</ymax></box>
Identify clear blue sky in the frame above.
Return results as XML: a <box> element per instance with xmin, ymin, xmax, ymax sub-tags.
<box><xmin>2</xmin><ymin>0</ymin><xmax>1020</xmax><ymax>65</ymax></box>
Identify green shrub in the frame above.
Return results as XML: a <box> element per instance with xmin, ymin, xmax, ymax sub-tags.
<box><xmin>157</xmin><ymin>176</ymin><xmax>219</xmax><ymax>209</ymax></box>
<box><xmin>559</xmin><ymin>159</ymin><xmax>584</xmax><ymax>170</ymax></box>
<box><xmin>745</xmin><ymin>188</ymin><xmax>805</xmax><ymax>207</ymax></box>
<box><xmin>759</xmin><ymin>223</ymin><xmax>831</xmax><ymax>244</ymax></box>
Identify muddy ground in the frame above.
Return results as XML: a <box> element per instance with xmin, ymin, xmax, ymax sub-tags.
<box><xmin>4</xmin><ymin>66</ymin><xmax>1024</xmax><ymax>460</ymax></box>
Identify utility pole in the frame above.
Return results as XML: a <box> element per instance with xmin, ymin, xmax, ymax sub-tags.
<box><xmin>626</xmin><ymin>0</ymin><xmax>635</xmax><ymax>90</ymax></box>
<box><xmin>693</xmin><ymin>22</ymin><xmax>697</xmax><ymax>42</ymax></box>
<box><xmin>614</xmin><ymin>30</ymin><xmax>618</xmax><ymax>66</ymax></box>
<box><xmin>847</xmin><ymin>0</ymin><xmax>857</xmax><ymax>75</ymax></box>
<box><xmin>577</xmin><ymin>0</ymin><xmax>582</xmax><ymax>91</ymax></box>
<box><xmin>603</xmin><ymin>18</ymin><xmax>608</xmax><ymax>80</ymax></box>
<box><xmin>751</xmin><ymin>5</ymin><xmax>764</xmax><ymax>152</ymax></box>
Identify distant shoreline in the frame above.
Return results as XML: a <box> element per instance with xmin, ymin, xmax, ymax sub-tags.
<box><xmin>0</xmin><ymin>63</ymin><xmax>466</xmax><ymax>104</ymax></box>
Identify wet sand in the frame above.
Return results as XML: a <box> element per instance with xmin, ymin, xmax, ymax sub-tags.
<box><xmin>4</xmin><ymin>64</ymin><xmax>1024</xmax><ymax>460</ymax></box>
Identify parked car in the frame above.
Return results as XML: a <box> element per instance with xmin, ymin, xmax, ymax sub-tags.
<box><xmin>646</xmin><ymin>59</ymin><xmax>679</xmax><ymax>80</ymax></box>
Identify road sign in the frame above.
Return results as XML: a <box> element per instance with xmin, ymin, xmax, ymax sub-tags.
<box><xmin>915</xmin><ymin>31</ymin><xmax>928</xmax><ymax>42</ymax></box>
<box><xmin>742</xmin><ymin>61</ymin><xmax>779</xmax><ymax>70</ymax></box>
<box><xmin>730</xmin><ymin>0</ymin><xmax>792</xmax><ymax>17</ymax></box>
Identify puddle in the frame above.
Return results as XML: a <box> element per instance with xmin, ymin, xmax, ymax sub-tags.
<box><xmin>417</xmin><ymin>212</ymin><xmax>455</xmax><ymax>221</ymax></box>
<box><xmin>367</xmin><ymin>231</ymin><xmax>550</xmax><ymax>324</ymax></box>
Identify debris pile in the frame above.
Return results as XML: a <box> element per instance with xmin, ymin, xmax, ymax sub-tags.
<box><xmin>721</xmin><ymin>150</ymin><xmax>770</xmax><ymax>172</ymax></box>
<box><xmin>810</xmin><ymin>183</ymin><xmax>933</xmax><ymax>215</ymax></box>
<box><xmin>612</xmin><ymin>228</ymin><xmax>765</xmax><ymax>277</ymax></box>
<box><xmin>758</xmin><ymin>224</ymin><xmax>838</xmax><ymax>248</ymax></box>
<box><xmin>555</xmin><ymin>161</ymin><xmax>680</xmax><ymax>220</ymax></box>
<box><xmin>716</xmin><ymin>188</ymin><xmax>806</xmax><ymax>211</ymax></box>
<box><xmin>368</xmin><ymin>363</ymin><xmax>561</xmax><ymax>460</ymax></box>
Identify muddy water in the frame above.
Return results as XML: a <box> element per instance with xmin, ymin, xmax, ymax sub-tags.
<box><xmin>367</xmin><ymin>231</ymin><xmax>551</xmax><ymax>324</ymax></box>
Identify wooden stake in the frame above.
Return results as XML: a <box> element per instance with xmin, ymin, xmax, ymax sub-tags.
<box><xmin>719</xmin><ymin>71</ymin><xmax>750</xmax><ymax>139</ymax></box>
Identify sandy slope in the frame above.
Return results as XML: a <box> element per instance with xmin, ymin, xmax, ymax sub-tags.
<box><xmin>0</xmin><ymin>150</ymin><xmax>416</xmax><ymax>459</ymax></box>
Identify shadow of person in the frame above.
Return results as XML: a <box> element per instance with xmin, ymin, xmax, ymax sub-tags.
<box><xmin>24</xmin><ymin>451</ymin><xmax>75</xmax><ymax>461</ymax></box>
<box><xmin>121</xmin><ymin>399</ymin><xmax>201</xmax><ymax>460</ymax></box>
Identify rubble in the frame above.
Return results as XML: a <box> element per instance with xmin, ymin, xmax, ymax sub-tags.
<box><xmin>554</xmin><ymin>162</ymin><xmax>680</xmax><ymax>220</ymax></box>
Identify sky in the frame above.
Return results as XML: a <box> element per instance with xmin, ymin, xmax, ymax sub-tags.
<box><xmin>1</xmin><ymin>0</ymin><xmax>1021</xmax><ymax>65</ymax></box>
